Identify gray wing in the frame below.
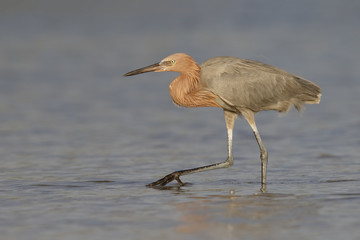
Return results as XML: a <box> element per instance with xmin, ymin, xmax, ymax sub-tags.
<box><xmin>200</xmin><ymin>56</ymin><xmax>320</xmax><ymax>113</ymax></box>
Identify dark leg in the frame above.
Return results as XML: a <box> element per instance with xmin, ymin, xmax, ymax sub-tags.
<box><xmin>146</xmin><ymin>111</ymin><xmax>237</xmax><ymax>187</ymax></box>
<box><xmin>243</xmin><ymin>112</ymin><xmax>268</xmax><ymax>186</ymax></box>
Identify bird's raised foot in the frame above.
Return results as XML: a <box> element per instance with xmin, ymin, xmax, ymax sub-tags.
<box><xmin>146</xmin><ymin>171</ymin><xmax>185</xmax><ymax>188</ymax></box>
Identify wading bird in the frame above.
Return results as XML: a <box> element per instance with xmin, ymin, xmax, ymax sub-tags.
<box><xmin>124</xmin><ymin>53</ymin><xmax>321</xmax><ymax>188</ymax></box>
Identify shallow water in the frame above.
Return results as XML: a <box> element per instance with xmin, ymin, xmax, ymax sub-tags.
<box><xmin>1</xmin><ymin>1</ymin><xmax>360</xmax><ymax>240</ymax></box>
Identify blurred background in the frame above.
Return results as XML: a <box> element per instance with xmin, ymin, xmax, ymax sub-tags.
<box><xmin>0</xmin><ymin>1</ymin><xmax>359</xmax><ymax>240</ymax></box>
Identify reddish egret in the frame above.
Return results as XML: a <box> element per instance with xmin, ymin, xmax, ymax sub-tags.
<box><xmin>124</xmin><ymin>53</ymin><xmax>321</xmax><ymax>188</ymax></box>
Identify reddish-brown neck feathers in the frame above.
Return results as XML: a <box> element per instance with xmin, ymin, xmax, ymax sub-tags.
<box><xmin>168</xmin><ymin>59</ymin><xmax>220</xmax><ymax>108</ymax></box>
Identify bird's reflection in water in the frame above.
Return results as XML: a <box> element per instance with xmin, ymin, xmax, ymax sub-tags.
<box><xmin>171</xmin><ymin>190</ymin><xmax>317</xmax><ymax>239</ymax></box>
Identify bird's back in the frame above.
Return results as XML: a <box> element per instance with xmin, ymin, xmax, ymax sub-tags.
<box><xmin>200</xmin><ymin>56</ymin><xmax>321</xmax><ymax>113</ymax></box>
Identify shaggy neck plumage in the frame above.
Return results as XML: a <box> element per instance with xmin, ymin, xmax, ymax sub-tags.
<box><xmin>169</xmin><ymin>63</ymin><xmax>219</xmax><ymax>108</ymax></box>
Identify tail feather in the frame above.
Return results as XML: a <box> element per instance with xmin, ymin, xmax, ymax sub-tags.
<box><xmin>295</xmin><ymin>77</ymin><xmax>321</xmax><ymax>104</ymax></box>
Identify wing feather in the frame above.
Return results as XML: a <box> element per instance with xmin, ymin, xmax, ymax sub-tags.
<box><xmin>200</xmin><ymin>57</ymin><xmax>320</xmax><ymax>113</ymax></box>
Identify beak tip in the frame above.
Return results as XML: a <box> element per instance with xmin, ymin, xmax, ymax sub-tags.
<box><xmin>123</xmin><ymin>62</ymin><xmax>161</xmax><ymax>77</ymax></box>
<box><xmin>123</xmin><ymin>71</ymin><xmax>136</xmax><ymax>77</ymax></box>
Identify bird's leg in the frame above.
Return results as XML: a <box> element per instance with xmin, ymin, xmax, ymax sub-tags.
<box><xmin>243</xmin><ymin>112</ymin><xmax>268</xmax><ymax>186</ymax></box>
<box><xmin>146</xmin><ymin>111</ymin><xmax>237</xmax><ymax>188</ymax></box>
<box><xmin>224</xmin><ymin>110</ymin><xmax>236</xmax><ymax>166</ymax></box>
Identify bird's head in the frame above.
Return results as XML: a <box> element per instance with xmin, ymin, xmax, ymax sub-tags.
<box><xmin>124</xmin><ymin>53</ymin><xmax>197</xmax><ymax>76</ymax></box>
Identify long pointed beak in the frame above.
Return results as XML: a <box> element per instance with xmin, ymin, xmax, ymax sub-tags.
<box><xmin>123</xmin><ymin>62</ymin><xmax>161</xmax><ymax>77</ymax></box>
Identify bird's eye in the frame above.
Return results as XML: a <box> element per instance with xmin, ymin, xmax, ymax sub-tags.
<box><xmin>171</xmin><ymin>60</ymin><xmax>176</xmax><ymax>65</ymax></box>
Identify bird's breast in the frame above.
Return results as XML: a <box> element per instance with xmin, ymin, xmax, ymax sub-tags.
<box><xmin>169</xmin><ymin>85</ymin><xmax>220</xmax><ymax>108</ymax></box>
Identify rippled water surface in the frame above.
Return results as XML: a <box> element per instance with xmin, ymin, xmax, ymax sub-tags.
<box><xmin>1</xmin><ymin>1</ymin><xmax>360</xmax><ymax>240</ymax></box>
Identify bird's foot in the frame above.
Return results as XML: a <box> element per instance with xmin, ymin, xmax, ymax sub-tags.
<box><xmin>260</xmin><ymin>183</ymin><xmax>267</xmax><ymax>193</ymax></box>
<box><xmin>146</xmin><ymin>171</ymin><xmax>185</xmax><ymax>187</ymax></box>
